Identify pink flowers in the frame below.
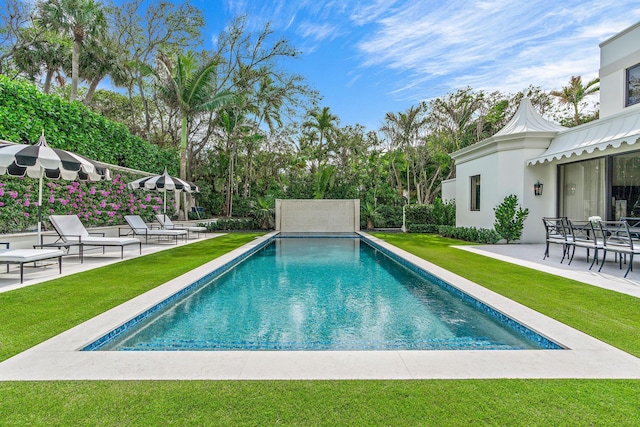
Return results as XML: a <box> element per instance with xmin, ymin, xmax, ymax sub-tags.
<box><xmin>1</xmin><ymin>171</ymin><xmax>177</xmax><ymax>233</ymax></box>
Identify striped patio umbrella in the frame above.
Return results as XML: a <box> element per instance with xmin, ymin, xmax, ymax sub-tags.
<box><xmin>0</xmin><ymin>132</ymin><xmax>111</xmax><ymax>244</ymax></box>
<box><xmin>127</xmin><ymin>169</ymin><xmax>199</xmax><ymax>214</ymax></box>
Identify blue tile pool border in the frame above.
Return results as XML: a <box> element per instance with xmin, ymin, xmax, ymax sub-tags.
<box><xmin>359</xmin><ymin>235</ymin><xmax>563</xmax><ymax>350</ymax></box>
<box><xmin>82</xmin><ymin>235</ymin><xmax>278</xmax><ymax>351</ymax></box>
<box><xmin>83</xmin><ymin>233</ymin><xmax>563</xmax><ymax>351</ymax></box>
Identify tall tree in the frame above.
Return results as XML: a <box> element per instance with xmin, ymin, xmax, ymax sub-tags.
<box><xmin>154</xmin><ymin>51</ymin><xmax>235</xmax><ymax>180</ymax></box>
<box><xmin>303</xmin><ymin>106</ymin><xmax>339</xmax><ymax>170</ymax></box>
<box><xmin>78</xmin><ymin>34</ymin><xmax>123</xmax><ymax>105</ymax></box>
<box><xmin>36</xmin><ymin>0</ymin><xmax>107</xmax><ymax>101</ymax></box>
<box><xmin>109</xmin><ymin>0</ymin><xmax>204</xmax><ymax>140</ymax></box>
<box><xmin>550</xmin><ymin>75</ymin><xmax>600</xmax><ymax>126</ymax></box>
<box><xmin>12</xmin><ymin>27</ymin><xmax>71</xmax><ymax>93</ymax></box>
<box><xmin>381</xmin><ymin>105</ymin><xmax>428</xmax><ymax>202</ymax></box>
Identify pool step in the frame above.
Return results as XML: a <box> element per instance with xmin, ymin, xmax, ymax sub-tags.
<box><xmin>117</xmin><ymin>336</ymin><xmax>519</xmax><ymax>351</ymax></box>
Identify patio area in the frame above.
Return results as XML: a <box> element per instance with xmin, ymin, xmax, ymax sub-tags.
<box><xmin>0</xmin><ymin>232</ymin><xmax>223</xmax><ymax>294</ymax></box>
<box><xmin>461</xmin><ymin>243</ymin><xmax>640</xmax><ymax>299</ymax></box>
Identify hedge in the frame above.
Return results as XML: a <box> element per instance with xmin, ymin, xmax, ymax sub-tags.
<box><xmin>0</xmin><ymin>75</ymin><xmax>177</xmax><ymax>173</ymax></box>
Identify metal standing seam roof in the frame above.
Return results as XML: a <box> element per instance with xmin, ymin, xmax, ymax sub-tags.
<box><xmin>495</xmin><ymin>97</ymin><xmax>566</xmax><ymax>136</ymax></box>
<box><xmin>527</xmin><ymin>107</ymin><xmax>640</xmax><ymax>165</ymax></box>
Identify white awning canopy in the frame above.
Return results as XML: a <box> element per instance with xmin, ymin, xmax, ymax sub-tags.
<box><xmin>527</xmin><ymin>108</ymin><xmax>640</xmax><ymax>165</ymax></box>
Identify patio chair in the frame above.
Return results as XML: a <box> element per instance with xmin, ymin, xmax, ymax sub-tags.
<box><xmin>155</xmin><ymin>214</ymin><xmax>206</xmax><ymax>239</ymax></box>
<box><xmin>542</xmin><ymin>217</ymin><xmax>571</xmax><ymax>262</ymax></box>
<box><xmin>566</xmin><ymin>219</ymin><xmax>602</xmax><ymax>269</ymax></box>
<box><xmin>0</xmin><ymin>242</ymin><xmax>64</xmax><ymax>283</ymax></box>
<box><xmin>122</xmin><ymin>215</ymin><xmax>187</xmax><ymax>244</ymax></box>
<box><xmin>49</xmin><ymin>215</ymin><xmax>141</xmax><ymax>261</ymax></box>
<box><xmin>598</xmin><ymin>220</ymin><xmax>640</xmax><ymax>278</ymax></box>
<box><xmin>620</xmin><ymin>217</ymin><xmax>640</xmax><ymax>239</ymax></box>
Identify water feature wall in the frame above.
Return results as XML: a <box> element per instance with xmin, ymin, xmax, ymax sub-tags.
<box><xmin>275</xmin><ymin>199</ymin><xmax>360</xmax><ymax>233</ymax></box>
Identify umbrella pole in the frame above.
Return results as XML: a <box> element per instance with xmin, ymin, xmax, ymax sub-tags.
<box><xmin>163</xmin><ymin>191</ymin><xmax>166</xmax><ymax>215</ymax></box>
<box><xmin>38</xmin><ymin>173</ymin><xmax>43</xmax><ymax>246</ymax></box>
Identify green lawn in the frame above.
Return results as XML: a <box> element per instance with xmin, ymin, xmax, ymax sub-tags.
<box><xmin>1</xmin><ymin>232</ymin><xmax>640</xmax><ymax>425</ymax></box>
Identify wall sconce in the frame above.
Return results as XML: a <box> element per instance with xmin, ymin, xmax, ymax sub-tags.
<box><xmin>533</xmin><ymin>181</ymin><xmax>543</xmax><ymax>196</ymax></box>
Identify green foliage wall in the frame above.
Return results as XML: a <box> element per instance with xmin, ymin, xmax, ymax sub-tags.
<box><xmin>0</xmin><ymin>76</ymin><xmax>177</xmax><ymax>173</ymax></box>
<box><xmin>406</xmin><ymin>199</ymin><xmax>455</xmax><ymax>228</ymax></box>
<box><xmin>0</xmin><ymin>76</ymin><xmax>181</xmax><ymax>233</ymax></box>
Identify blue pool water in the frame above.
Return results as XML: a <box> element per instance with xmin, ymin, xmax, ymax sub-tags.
<box><xmin>92</xmin><ymin>237</ymin><xmax>560</xmax><ymax>351</ymax></box>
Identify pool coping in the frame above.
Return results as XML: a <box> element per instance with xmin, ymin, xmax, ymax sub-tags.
<box><xmin>1</xmin><ymin>231</ymin><xmax>639</xmax><ymax>380</ymax></box>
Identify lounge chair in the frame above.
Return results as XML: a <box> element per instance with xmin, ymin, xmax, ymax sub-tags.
<box><xmin>49</xmin><ymin>215</ymin><xmax>141</xmax><ymax>261</ymax></box>
<box><xmin>155</xmin><ymin>214</ymin><xmax>206</xmax><ymax>239</ymax></box>
<box><xmin>0</xmin><ymin>242</ymin><xmax>64</xmax><ymax>283</ymax></box>
<box><xmin>122</xmin><ymin>215</ymin><xmax>187</xmax><ymax>244</ymax></box>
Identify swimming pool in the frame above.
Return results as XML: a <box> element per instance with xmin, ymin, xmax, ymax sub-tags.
<box><xmin>87</xmin><ymin>236</ymin><xmax>560</xmax><ymax>352</ymax></box>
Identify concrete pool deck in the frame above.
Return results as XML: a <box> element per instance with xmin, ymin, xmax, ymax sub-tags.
<box><xmin>1</xmin><ymin>232</ymin><xmax>639</xmax><ymax>380</ymax></box>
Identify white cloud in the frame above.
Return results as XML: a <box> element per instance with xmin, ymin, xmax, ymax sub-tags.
<box><xmin>296</xmin><ymin>21</ymin><xmax>340</xmax><ymax>41</ymax></box>
<box><xmin>354</xmin><ymin>0</ymin><xmax>640</xmax><ymax>100</ymax></box>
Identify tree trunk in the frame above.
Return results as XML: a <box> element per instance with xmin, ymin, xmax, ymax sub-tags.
<box><xmin>135</xmin><ymin>71</ymin><xmax>152</xmax><ymax>141</ymax></box>
<box><xmin>83</xmin><ymin>78</ymin><xmax>101</xmax><ymax>105</ymax></box>
<box><xmin>43</xmin><ymin>70</ymin><xmax>54</xmax><ymax>94</ymax></box>
<box><xmin>70</xmin><ymin>39</ymin><xmax>80</xmax><ymax>101</ymax></box>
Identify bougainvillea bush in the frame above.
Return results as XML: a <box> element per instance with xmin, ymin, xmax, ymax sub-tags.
<box><xmin>0</xmin><ymin>172</ymin><xmax>176</xmax><ymax>234</ymax></box>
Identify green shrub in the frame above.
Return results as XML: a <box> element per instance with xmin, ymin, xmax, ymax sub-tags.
<box><xmin>205</xmin><ymin>218</ymin><xmax>258</xmax><ymax>231</ymax></box>
<box><xmin>0</xmin><ymin>76</ymin><xmax>176</xmax><ymax>172</ymax></box>
<box><xmin>493</xmin><ymin>194</ymin><xmax>529</xmax><ymax>243</ymax></box>
<box><xmin>376</xmin><ymin>205</ymin><xmax>403</xmax><ymax>227</ymax></box>
<box><xmin>407</xmin><ymin>224</ymin><xmax>439</xmax><ymax>233</ymax></box>
<box><xmin>405</xmin><ymin>199</ymin><xmax>456</xmax><ymax>232</ymax></box>
<box><xmin>435</xmin><ymin>225</ymin><xmax>501</xmax><ymax>244</ymax></box>
<box><xmin>432</xmin><ymin>198</ymin><xmax>456</xmax><ymax>226</ymax></box>
<box><xmin>406</xmin><ymin>204</ymin><xmax>434</xmax><ymax>225</ymax></box>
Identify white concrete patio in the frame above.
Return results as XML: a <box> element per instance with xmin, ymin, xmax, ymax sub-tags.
<box><xmin>461</xmin><ymin>243</ymin><xmax>640</xmax><ymax>299</ymax></box>
<box><xmin>1</xmin><ymin>233</ymin><xmax>639</xmax><ymax>381</ymax></box>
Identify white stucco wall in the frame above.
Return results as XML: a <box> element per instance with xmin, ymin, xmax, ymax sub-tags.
<box><xmin>441</xmin><ymin>179</ymin><xmax>456</xmax><ymax>203</ymax></box>
<box><xmin>455</xmin><ymin>139</ymin><xmax>556</xmax><ymax>243</ymax></box>
<box><xmin>275</xmin><ymin>199</ymin><xmax>360</xmax><ymax>233</ymax></box>
<box><xmin>599</xmin><ymin>22</ymin><xmax>640</xmax><ymax>118</ymax></box>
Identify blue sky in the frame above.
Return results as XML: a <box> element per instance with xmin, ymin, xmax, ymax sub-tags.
<box><xmin>190</xmin><ymin>1</ymin><xmax>639</xmax><ymax>130</ymax></box>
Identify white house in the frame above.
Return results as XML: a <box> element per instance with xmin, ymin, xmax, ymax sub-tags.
<box><xmin>447</xmin><ymin>21</ymin><xmax>640</xmax><ymax>243</ymax></box>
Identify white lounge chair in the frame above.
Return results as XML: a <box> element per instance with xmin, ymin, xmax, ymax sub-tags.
<box><xmin>122</xmin><ymin>215</ymin><xmax>187</xmax><ymax>244</ymax></box>
<box><xmin>155</xmin><ymin>214</ymin><xmax>206</xmax><ymax>239</ymax></box>
<box><xmin>0</xmin><ymin>242</ymin><xmax>64</xmax><ymax>283</ymax></box>
<box><xmin>49</xmin><ymin>215</ymin><xmax>141</xmax><ymax>261</ymax></box>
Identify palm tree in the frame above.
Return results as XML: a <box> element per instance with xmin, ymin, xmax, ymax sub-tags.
<box><xmin>550</xmin><ymin>76</ymin><xmax>600</xmax><ymax>126</ymax></box>
<box><xmin>215</xmin><ymin>107</ymin><xmax>253</xmax><ymax>217</ymax></box>
<box><xmin>78</xmin><ymin>34</ymin><xmax>124</xmax><ymax>105</ymax></box>
<box><xmin>154</xmin><ymin>52</ymin><xmax>235</xmax><ymax>180</ymax></box>
<box><xmin>381</xmin><ymin>105</ymin><xmax>428</xmax><ymax>202</ymax></box>
<box><xmin>36</xmin><ymin>0</ymin><xmax>107</xmax><ymax>101</ymax></box>
<box><xmin>12</xmin><ymin>25</ymin><xmax>72</xmax><ymax>94</ymax></box>
<box><xmin>303</xmin><ymin>106</ymin><xmax>339</xmax><ymax>169</ymax></box>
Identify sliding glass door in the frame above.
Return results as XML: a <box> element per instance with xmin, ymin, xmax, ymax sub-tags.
<box><xmin>559</xmin><ymin>158</ymin><xmax>606</xmax><ymax>220</ymax></box>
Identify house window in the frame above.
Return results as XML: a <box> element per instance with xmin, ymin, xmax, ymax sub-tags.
<box><xmin>627</xmin><ymin>63</ymin><xmax>640</xmax><ymax>107</ymax></box>
<box><xmin>470</xmin><ymin>175</ymin><xmax>480</xmax><ymax>211</ymax></box>
<box><xmin>559</xmin><ymin>158</ymin><xmax>605</xmax><ymax>220</ymax></box>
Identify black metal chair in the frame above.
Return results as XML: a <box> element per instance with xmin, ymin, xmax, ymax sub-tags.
<box><xmin>598</xmin><ymin>220</ymin><xmax>640</xmax><ymax>278</ymax></box>
<box><xmin>542</xmin><ymin>217</ymin><xmax>571</xmax><ymax>262</ymax></box>
<box><xmin>566</xmin><ymin>219</ymin><xmax>602</xmax><ymax>269</ymax></box>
